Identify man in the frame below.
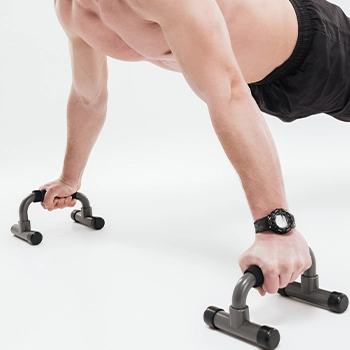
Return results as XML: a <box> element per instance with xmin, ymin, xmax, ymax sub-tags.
<box><xmin>40</xmin><ymin>0</ymin><xmax>349</xmax><ymax>296</ymax></box>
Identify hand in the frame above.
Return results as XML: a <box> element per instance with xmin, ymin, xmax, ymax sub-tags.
<box><xmin>39</xmin><ymin>177</ymin><xmax>79</xmax><ymax>211</ymax></box>
<box><xmin>238</xmin><ymin>229</ymin><xmax>312</xmax><ymax>296</ymax></box>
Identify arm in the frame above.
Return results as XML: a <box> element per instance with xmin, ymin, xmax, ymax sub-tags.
<box><xmin>135</xmin><ymin>0</ymin><xmax>286</xmax><ymax>218</ymax></box>
<box><xmin>41</xmin><ymin>34</ymin><xmax>108</xmax><ymax>210</ymax></box>
<box><xmin>135</xmin><ymin>0</ymin><xmax>311</xmax><ymax>294</ymax></box>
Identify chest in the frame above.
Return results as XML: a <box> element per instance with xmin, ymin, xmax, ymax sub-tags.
<box><xmin>57</xmin><ymin>0</ymin><xmax>172</xmax><ymax>61</ymax></box>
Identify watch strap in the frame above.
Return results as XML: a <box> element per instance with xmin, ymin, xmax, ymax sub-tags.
<box><xmin>254</xmin><ymin>216</ymin><xmax>270</xmax><ymax>233</ymax></box>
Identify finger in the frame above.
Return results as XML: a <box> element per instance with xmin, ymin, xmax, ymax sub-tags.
<box><xmin>256</xmin><ymin>286</ymin><xmax>266</xmax><ymax>296</ymax></box>
<box><xmin>290</xmin><ymin>270</ymin><xmax>301</xmax><ymax>284</ymax></box>
<box><xmin>59</xmin><ymin>197</ymin><xmax>74</xmax><ymax>209</ymax></box>
<box><xmin>279</xmin><ymin>273</ymin><xmax>293</xmax><ymax>289</ymax></box>
<box><xmin>64</xmin><ymin>196</ymin><xmax>75</xmax><ymax>208</ymax></box>
<box><xmin>56</xmin><ymin>196</ymin><xmax>76</xmax><ymax>209</ymax></box>
<box><xmin>49</xmin><ymin>198</ymin><xmax>59</xmax><ymax>211</ymax></box>
<box><xmin>69</xmin><ymin>198</ymin><xmax>77</xmax><ymax>207</ymax></box>
<box><xmin>43</xmin><ymin>191</ymin><xmax>56</xmax><ymax>211</ymax></box>
<box><xmin>262</xmin><ymin>269</ymin><xmax>280</xmax><ymax>294</ymax></box>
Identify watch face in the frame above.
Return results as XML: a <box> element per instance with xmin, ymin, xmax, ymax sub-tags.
<box><xmin>275</xmin><ymin>214</ymin><xmax>288</xmax><ymax>229</ymax></box>
<box><xmin>268</xmin><ymin>209</ymin><xmax>295</xmax><ymax>234</ymax></box>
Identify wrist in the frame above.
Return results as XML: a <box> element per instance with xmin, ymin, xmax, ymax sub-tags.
<box><xmin>256</xmin><ymin>227</ymin><xmax>296</xmax><ymax>237</ymax></box>
<box><xmin>59</xmin><ymin>175</ymin><xmax>81</xmax><ymax>191</ymax></box>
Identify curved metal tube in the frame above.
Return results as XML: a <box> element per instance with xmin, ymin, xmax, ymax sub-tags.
<box><xmin>75</xmin><ymin>192</ymin><xmax>91</xmax><ymax>209</ymax></box>
<box><xmin>19</xmin><ymin>193</ymin><xmax>36</xmax><ymax>223</ymax></box>
<box><xmin>231</xmin><ymin>273</ymin><xmax>256</xmax><ymax>309</ymax></box>
<box><xmin>303</xmin><ymin>247</ymin><xmax>316</xmax><ymax>277</ymax></box>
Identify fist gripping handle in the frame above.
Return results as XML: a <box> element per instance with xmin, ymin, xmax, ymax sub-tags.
<box><xmin>204</xmin><ymin>249</ymin><xmax>348</xmax><ymax>349</ymax></box>
<box><xmin>32</xmin><ymin>190</ymin><xmax>77</xmax><ymax>203</ymax></box>
<box><xmin>11</xmin><ymin>190</ymin><xmax>105</xmax><ymax>245</ymax></box>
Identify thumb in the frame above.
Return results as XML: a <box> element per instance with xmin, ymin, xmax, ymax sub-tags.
<box><xmin>40</xmin><ymin>187</ymin><xmax>57</xmax><ymax>210</ymax></box>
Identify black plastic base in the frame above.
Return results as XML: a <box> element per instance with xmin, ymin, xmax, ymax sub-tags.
<box><xmin>92</xmin><ymin>217</ymin><xmax>105</xmax><ymax>230</ymax></box>
<box><xmin>257</xmin><ymin>326</ymin><xmax>280</xmax><ymax>350</ymax></box>
<box><xmin>71</xmin><ymin>210</ymin><xmax>80</xmax><ymax>222</ymax></box>
<box><xmin>30</xmin><ymin>232</ymin><xmax>43</xmax><ymax>245</ymax></box>
<box><xmin>327</xmin><ymin>292</ymin><xmax>349</xmax><ymax>313</ymax></box>
<box><xmin>277</xmin><ymin>288</ymin><xmax>288</xmax><ymax>297</ymax></box>
<box><xmin>203</xmin><ymin>306</ymin><xmax>224</xmax><ymax>329</ymax></box>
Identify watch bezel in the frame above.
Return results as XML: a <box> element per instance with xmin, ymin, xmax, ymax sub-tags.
<box><xmin>267</xmin><ymin>209</ymin><xmax>295</xmax><ymax>234</ymax></box>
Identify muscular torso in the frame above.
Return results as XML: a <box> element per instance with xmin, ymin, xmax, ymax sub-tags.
<box><xmin>55</xmin><ymin>0</ymin><xmax>298</xmax><ymax>83</ymax></box>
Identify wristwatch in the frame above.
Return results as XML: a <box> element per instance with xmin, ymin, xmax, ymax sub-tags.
<box><xmin>254</xmin><ymin>208</ymin><xmax>296</xmax><ymax>234</ymax></box>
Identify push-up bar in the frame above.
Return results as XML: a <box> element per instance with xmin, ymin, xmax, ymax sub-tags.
<box><xmin>11</xmin><ymin>190</ymin><xmax>105</xmax><ymax>245</ymax></box>
<box><xmin>204</xmin><ymin>248</ymin><xmax>348</xmax><ymax>349</ymax></box>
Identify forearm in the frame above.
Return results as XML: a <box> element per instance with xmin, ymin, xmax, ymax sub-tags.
<box><xmin>208</xmin><ymin>87</ymin><xmax>288</xmax><ymax>221</ymax></box>
<box><xmin>61</xmin><ymin>89</ymin><xmax>108</xmax><ymax>188</ymax></box>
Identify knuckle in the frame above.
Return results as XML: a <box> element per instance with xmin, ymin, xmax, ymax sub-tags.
<box><xmin>238</xmin><ymin>253</ymin><xmax>248</xmax><ymax>266</ymax></box>
<box><xmin>279</xmin><ymin>262</ymin><xmax>292</xmax><ymax>274</ymax></box>
<box><xmin>300</xmin><ymin>257</ymin><xmax>312</xmax><ymax>272</ymax></box>
<box><xmin>295</xmin><ymin>261</ymin><xmax>304</xmax><ymax>272</ymax></box>
<box><xmin>265</xmin><ymin>263</ymin><xmax>278</xmax><ymax>276</ymax></box>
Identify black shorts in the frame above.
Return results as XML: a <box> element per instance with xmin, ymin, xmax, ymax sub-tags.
<box><xmin>248</xmin><ymin>0</ymin><xmax>350</xmax><ymax>123</ymax></box>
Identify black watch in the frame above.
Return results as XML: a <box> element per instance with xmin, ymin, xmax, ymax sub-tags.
<box><xmin>254</xmin><ymin>208</ymin><xmax>296</xmax><ymax>234</ymax></box>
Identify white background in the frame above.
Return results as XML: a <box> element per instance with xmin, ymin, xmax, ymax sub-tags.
<box><xmin>1</xmin><ymin>1</ymin><xmax>349</xmax><ymax>349</ymax></box>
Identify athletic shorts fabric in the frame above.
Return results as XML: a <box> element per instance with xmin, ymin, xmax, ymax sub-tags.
<box><xmin>248</xmin><ymin>0</ymin><xmax>350</xmax><ymax>123</ymax></box>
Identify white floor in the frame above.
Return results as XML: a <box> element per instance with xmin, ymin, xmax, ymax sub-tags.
<box><xmin>1</xmin><ymin>1</ymin><xmax>350</xmax><ymax>350</ymax></box>
<box><xmin>1</xmin><ymin>166</ymin><xmax>350</xmax><ymax>350</ymax></box>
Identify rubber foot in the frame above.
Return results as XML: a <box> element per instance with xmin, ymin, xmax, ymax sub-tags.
<box><xmin>29</xmin><ymin>232</ymin><xmax>43</xmax><ymax>245</ymax></box>
<box><xmin>277</xmin><ymin>288</ymin><xmax>288</xmax><ymax>297</ymax></box>
<box><xmin>92</xmin><ymin>217</ymin><xmax>105</xmax><ymax>230</ymax></box>
<box><xmin>328</xmin><ymin>292</ymin><xmax>349</xmax><ymax>313</ymax></box>
<box><xmin>71</xmin><ymin>210</ymin><xmax>80</xmax><ymax>222</ymax></box>
<box><xmin>257</xmin><ymin>325</ymin><xmax>280</xmax><ymax>350</ymax></box>
<box><xmin>203</xmin><ymin>306</ymin><xmax>224</xmax><ymax>329</ymax></box>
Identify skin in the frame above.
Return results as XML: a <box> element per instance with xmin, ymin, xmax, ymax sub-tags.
<box><xmin>40</xmin><ymin>0</ymin><xmax>312</xmax><ymax>295</ymax></box>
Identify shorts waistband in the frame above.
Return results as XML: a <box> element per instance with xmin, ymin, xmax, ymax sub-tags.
<box><xmin>249</xmin><ymin>0</ymin><xmax>314</xmax><ymax>86</ymax></box>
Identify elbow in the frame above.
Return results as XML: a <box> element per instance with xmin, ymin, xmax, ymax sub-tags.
<box><xmin>205</xmin><ymin>79</ymin><xmax>252</xmax><ymax>113</ymax></box>
<box><xmin>70</xmin><ymin>84</ymin><xmax>108</xmax><ymax>110</ymax></box>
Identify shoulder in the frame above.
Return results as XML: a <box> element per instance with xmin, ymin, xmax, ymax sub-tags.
<box><xmin>131</xmin><ymin>0</ymin><xmax>217</xmax><ymax>22</ymax></box>
<box><xmin>130</xmin><ymin>0</ymin><xmax>170</xmax><ymax>17</ymax></box>
<box><xmin>54</xmin><ymin>0</ymin><xmax>78</xmax><ymax>38</ymax></box>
